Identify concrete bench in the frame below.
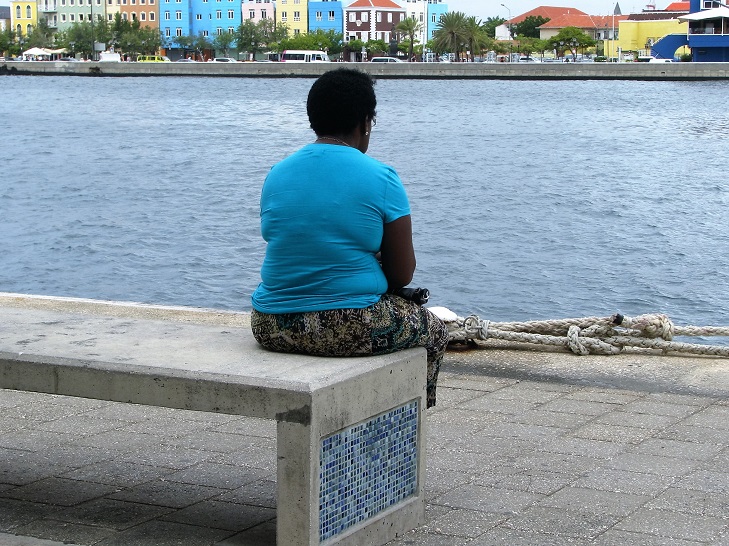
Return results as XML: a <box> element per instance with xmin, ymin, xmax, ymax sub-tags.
<box><xmin>0</xmin><ymin>293</ymin><xmax>426</xmax><ymax>545</ymax></box>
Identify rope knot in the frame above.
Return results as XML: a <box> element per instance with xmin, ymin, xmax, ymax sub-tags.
<box><xmin>632</xmin><ymin>314</ymin><xmax>674</xmax><ymax>340</ymax></box>
<box><xmin>464</xmin><ymin>316</ymin><xmax>490</xmax><ymax>340</ymax></box>
<box><xmin>567</xmin><ymin>325</ymin><xmax>590</xmax><ymax>355</ymax></box>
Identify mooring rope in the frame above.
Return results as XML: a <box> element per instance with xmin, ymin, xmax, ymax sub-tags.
<box><xmin>430</xmin><ymin>307</ymin><xmax>729</xmax><ymax>357</ymax></box>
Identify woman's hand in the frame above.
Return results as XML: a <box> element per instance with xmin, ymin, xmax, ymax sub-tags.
<box><xmin>380</xmin><ymin>215</ymin><xmax>416</xmax><ymax>290</ymax></box>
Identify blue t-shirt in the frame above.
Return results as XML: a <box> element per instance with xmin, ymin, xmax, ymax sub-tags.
<box><xmin>251</xmin><ymin>143</ymin><xmax>411</xmax><ymax>313</ymax></box>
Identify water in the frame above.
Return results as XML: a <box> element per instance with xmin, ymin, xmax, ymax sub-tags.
<box><xmin>2</xmin><ymin>76</ymin><xmax>729</xmax><ymax>333</ymax></box>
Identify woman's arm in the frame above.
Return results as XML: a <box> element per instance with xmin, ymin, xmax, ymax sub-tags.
<box><xmin>380</xmin><ymin>214</ymin><xmax>416</xmax><ymax>290</ymax></box>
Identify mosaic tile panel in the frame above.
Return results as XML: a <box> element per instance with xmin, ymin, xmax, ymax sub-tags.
<box><xmin>319</xmin><ymin>400</ymin><xmax>419</xmax><ymax>542</ymax></box>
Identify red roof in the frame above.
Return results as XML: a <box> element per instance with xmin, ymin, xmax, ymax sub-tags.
<box><xmin>539</xmin><ymin>13</ymin><xmax>629</xmax><ymax>28</ymax></box>
<box><xmin>663</xmin><ymin>1</ymin><xmax>689</xmax><ymax>9</ymax></box>
<box><xmin>508</xmin><ymin>6</ymin><xmax>587</xmax><ymax>24</ymax></box>
<box><xmin>347</xmin><ymin>0</ymin><xmax>404</xmax><ymax>8</ymax></box>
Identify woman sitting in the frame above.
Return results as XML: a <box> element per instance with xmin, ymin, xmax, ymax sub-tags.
<box><xmin>251</xmin><ymin>68</ymin><xmax>448</xmax><ymax>408</ymax></box>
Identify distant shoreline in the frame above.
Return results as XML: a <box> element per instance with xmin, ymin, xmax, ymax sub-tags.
<box><xmin>3</xmin><ymin>60</ymin><xmax>729</xmax><ymax>80</ymax></box>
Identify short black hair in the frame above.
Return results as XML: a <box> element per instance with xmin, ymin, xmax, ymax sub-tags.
<box><xmin>307</xmin><ymin>68</ymin><xmax>377</xmax><ymax>136</ymax></box>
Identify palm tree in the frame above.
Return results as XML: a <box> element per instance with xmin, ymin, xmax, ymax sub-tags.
<box><xmin>432</xmin><ymin>11</ymin><xmax>467</xmax><ymax>61</ymax></box>
<box><xmin>396</xmin><ymin>16</ymin><xmax>423</xmax><ymax>61</ymax></box>
<box><xmin>463</xmin><ymin>16</ymin><xmax>491</xmax><ymax>62</ymax></box>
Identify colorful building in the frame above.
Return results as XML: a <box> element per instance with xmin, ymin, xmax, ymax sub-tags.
<box><xmin>618</xmin><ymin>6</ymin><xmax>690</xmax><ymax>59</ymax></box>
<box><xmin>276</xmin><ymin>0</ymin><xmax>308</xmax><ymax>35</ymax></box>
<box><xmin>308</xmin><ymin>0</ymin><xmax>343</xmax><ymax>34</ymax></box>
<box><xmin>242</xmin><ymin>0</ymin><xmax>274</xmax><ymax>24</ymax></box>
<box><xmin>11</xmin><ymin>0</ymin><xmax>39</xmax><ymax>36</ymax></box>
<box><xmin>345</xmin><ymin>0</ymin><xmax>405</xmax><ymax>43</ymax></box>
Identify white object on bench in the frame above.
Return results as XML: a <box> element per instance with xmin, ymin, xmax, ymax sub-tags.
<box><xmin>0</xmin><ymin>293</ymin><xmax>427</xmax><ymax>545</ymax></box>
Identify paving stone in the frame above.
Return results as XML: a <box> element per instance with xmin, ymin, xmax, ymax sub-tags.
<box><xmin>215</xmin><ymin>520</ymin><xmax>276</xmax><ymax>546</ymax></box>
<box><xmin>0</xmin><ymin>498</ymin><xmax>61</xmax><ymax>529</ymax></box>
<box><xmin>92</xmin><ymin>520</ymin><xmax>233</xmax><ymax>545</ymax></box>
<box><xmin>216</xmin><ymin>479</ymin><xmax>277</xmax><ymax>508</ymax></box>
<box><xmin>52</xmin><ymin>498</ymin><xmax>173</xmax><ymax>530</ymax></box>
<box><xmin>615</xmin><ymin>508</ymin><xmax>728</xmax><ymax>542</ymax></box>
<box><xmin>420</xmin><ymin>508</ymin><xmax>505</xmax><ymax>538</ymax></box>
<box><xmin>431</xmin><ymin>484</ymin><xmax>543</xmax><ymax>514</ymax></box>
<box><xmin>3</xmin><ymin>478</ymin><xmax>119</xmax><ymax>507</ymax></box>
<box><xmin>10</xmin><ymin>518</ymin><xmax>115</xmax><ymax>545</ymax></box>
<box><xmin>468</xmin><ymin>526</ymin><xmax>593</xmax><ymax>545</ymax></box>
<box><xmin>164</xmin><ymin>462</ymin><xmax>268</xmax><ymax>490</ymax></box>
<box><xmin>539</xmin><ymin>486</ymin><xmax>650</xmax><ymax>516</ymax></box>
<box><xmin>592</xmin><ymin>529</ymin><xmax>707</xmax><ymax>545</ymax></box>
<box><xmin>160</xmin><ymin>500</ymin><xmax>275</xmax><ymax>531</ymax></box>
<box><xmin>60</xmin><ymin>460</ymin><xmax>176</xmax><ymax>488</ymax></box>
<box><xmin>107</xmin><ymin>480</ymin><xmax>227</xmax><ymax>509</ymax></box>
<box><xmin>572</xmin><ymin>467</ymin><xmax>676</xmax><ymax>496</ymax></box>
<box><xmin>646</xmin><ymin>486</ymin><xmax>729</xmax><ymax>518</ymax></box>
<box><xmin>501</xmin><ymin>505</ymin><xmax>620</xmax><ymax>539</ymax></box>
<box><xmin>601</xmin><ymin>452</ymin><xmax>700</xmax><ymax>477</ymax></box>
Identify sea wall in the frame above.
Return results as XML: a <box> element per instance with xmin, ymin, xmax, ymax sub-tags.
<box><xmin>3</xmin><ymin>60</ymin><xmax>729</xmax><ymax>80</ymax></box>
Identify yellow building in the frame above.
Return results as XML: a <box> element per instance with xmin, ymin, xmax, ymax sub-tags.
<box><xmin>617</xmin><ymin>12</ymin><xmax>690</xmax><ymax>58</ymax></box>
<box><xmin>276</xmin><ymin>0</ymin><xmax>308</xmax><ymax>35</ymax></box>
<box><xmin>11</xmin><ymin>0</ymin><xmax>39</xmax><ymax>36</ymax></box>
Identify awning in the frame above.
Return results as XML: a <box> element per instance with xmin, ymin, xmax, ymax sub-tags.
<box><xmin>678</xmin><ymin>6</ymin><xmax>729</xmax><ymax>21</ymax></box>
<box><xmin>22</xmin><ymin>47</ymin><xmax>66</xmax><ymax>56</ymax></box>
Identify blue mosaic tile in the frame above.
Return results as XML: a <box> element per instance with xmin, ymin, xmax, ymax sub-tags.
<box><xmin>319</xmin><ymin>400</ymin><xmax>419</xmax><ymax>541</ymax></box>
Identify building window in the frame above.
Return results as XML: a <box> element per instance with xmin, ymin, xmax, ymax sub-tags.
<box><xmin>376</xmin><ymin>12</ymin><xmax>381</xmax><ymax>22</ymax></box>
<box><xmin>140</xmin><ymin>11</ymin><xmax>145</xmax><ymax>20</ymax></box>
<box><xmin>431</xmin><ymin>13</ymin><xmax>436</xmax><ymax>22</ymax></box>
<box><xmin>122</xmin><ymin>12</ymin><xmax>127</xmax><ymax>19</ymax></box>
<box><xmin>70</xmin><ymin>13</ymin><xmax>75</xmax><ymax>20</ymax></box>
<box><xmin>216</xmin><ymin>26</ymin><xmax>222</xmax><ymax>34</ymax></box>
<box><xmin>316</xmin><ymin>10</ymin><xmax>321</xmax><ymax>20</ymax></box>
<box><xmin>164</xmin><ymin>10</ymin><xmax>169</xmax><ymax>18</ymax></box>
<box><xmin>328</xmin><ymin>10</ymin><xmax>334</xmax><ymax>20</ymax></box>
<box><xmin>261</xmin><ymin>9</ymin><xmax>266</xmax><ymax>17</ymax></box>
<box><xmin>362</xmin><ymin>11</ymin><xmax>367</xmax><ymax>21</ymax></box>
<box><xmin>281</xmin><ymin>11</ymin><xmax>287</xmax><ymax>20</ymax></box>
<box><xmin>149</xmin><ymin>11</ymin><xmax>154</xmax><ymax>19</ymax></box>
<box><xmin>293</xmin><ymin>10</ymin><xmax>299</xmax><ymax>21</ymax></box>
<box><xmin>228</xmin><ymin>26</ymin><xmax>233</xmax><ymax>32</ymax></box>
<box><xmin>228</xmin><ymin>9</ymin><xmax>233</xmax><ymax>17</ymax></box>
<box><xmin>15</xmin><ymin>5</ymin><xmax>20</xmax><ymax>18</ymax></box>
<box><xmin>349</xmin><ymin>12</ymin><xmax>355</xmax><ymax>22</ymax></box>
<box><xmin>164</xmin><ymin>27</ymin><xmax>170</xmax><ymax>35</ymax></box>
<box><xmin>216</xmin><ymin>10</ymin><xmax>221</xmax><ymax>18</ymax></box>
<box><xmin>175</xmin><ymin>10</ymin><xmax>181</xmax><ymax>18</ymax></box>
<box><xmin>249</xmin><ymin>9</ymin><xmax>254</xmax><ymax>17</ymax></box>
<box><xmin>203</xmin><ymin>29</ymin><xmax>208</xmax><ymax>35</ymax></box>
<box><xmin>61</xmin><ymin>12</ymin><xmax>66</xmax><ymax>21</ymax></box>
<box><xmin>387</xmin><ymin>12</ymin><xmax>392</xmax><ymax>22</ymax></box>
<box><xmin>176</xmin><ymin>27</ymin><xmax>182</xmax><ymax>35</ymax></box>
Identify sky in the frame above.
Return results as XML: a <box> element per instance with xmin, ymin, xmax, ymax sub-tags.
<box><xmin>0</xmin><ymin>0</ymin><xmax>658</xmax><ymax>17</ymax></box>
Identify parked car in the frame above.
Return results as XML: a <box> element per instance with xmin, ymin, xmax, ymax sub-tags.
<box><xmin>137</xmin><ymin>55</ymin><xmax>171</xmax><ymax>62</ymax></box>
<box><xmin>212</xmin><ymin>57</ymin><xmax>238</xmax><ymax>63</ymax></box>
<box><xmin>518</xmin><ymin>56</ymin><xmax>540</xmax><ymax>62</ymax></box>
<box><xmin>175</xmin><ymin>58</ymin><xmax>197</xmax><ymax>62</ymax></box>
<box><xmin>58</xmin><ymin>57</ymin><xmax>80</xmax><ymax>62</ymax></box>
<box><xmin>649</xmin><ymin>57</ymin><xmax>674</xmax><ymax>62</ymax></box>
<box><xmin>370</xmin><ymin>57</ymin><xmax>403</xmax><ymax>63</ymax></box>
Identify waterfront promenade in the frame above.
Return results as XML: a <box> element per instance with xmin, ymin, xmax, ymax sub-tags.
<box><xmin>1</xmin><ymin>295</ymin><xmax>729</xmax><ymax>545</ymax></box>
<box><xmin>3</xmin><ymin>59</ymin><xmax>729</xmax><ymax>79</ymax></box>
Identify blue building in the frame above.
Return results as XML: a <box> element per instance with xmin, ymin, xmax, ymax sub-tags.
<box><xmin>652</xmin><ymin>1</ymin><xmax>729</xmax><ymax>61</ymax></box>
<box><xmin>160</xmin><ymin>0</ymin><xmax>241</xmax><ymax>55</ymax></box>
<box><xmin>308</xmin><ymin>0</ymin><xmax>343</xmax><ymax>34</ymax></box>
<box><xmin>426</xmin><ymin>0</ymin><xmax>447</xmax><ymax>44</ymax></box>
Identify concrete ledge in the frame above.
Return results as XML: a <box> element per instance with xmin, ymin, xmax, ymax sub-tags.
<box><xmin>3</xmin><ymin>60</ymin><xmax>729</xmax><ymax>80</ymax></box>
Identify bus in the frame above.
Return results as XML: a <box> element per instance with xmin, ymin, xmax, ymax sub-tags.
<box><xmin>280</xmin><ymin>50</ymin><xmax>330</xmax><ymax>62</ymax></box>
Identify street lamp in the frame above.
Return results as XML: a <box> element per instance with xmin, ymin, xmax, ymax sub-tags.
<box><xmin>501</xmin><ymin>3</ymin><xmax>512</xmax><ymax>61</ymax></box>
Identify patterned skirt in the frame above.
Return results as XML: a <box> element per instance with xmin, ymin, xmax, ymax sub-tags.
<box><xmin>251</xmin><ymin>294</ymin><xmax>449</xmax><ymax>408</ymax></box>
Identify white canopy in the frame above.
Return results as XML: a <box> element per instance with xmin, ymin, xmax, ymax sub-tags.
<box><xmin>22</xmin><ymin>47</ymin><xmax>66</xmax><ymax>56</ymax></box>
<box><xmin>678</xmin><ymin>6</ymin><xmax>729</xmax><ymax>21</ymax></box>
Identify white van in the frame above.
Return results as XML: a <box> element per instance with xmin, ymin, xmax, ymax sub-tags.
<box><xmin>98</xmin><ymin>51</ymin><xmax>121</xmax><ymax>62</ymax></box>
<box><xmin>280</xmin><ymin>50</ymin><xmax>330</xmax><ymax>62</ymax></box>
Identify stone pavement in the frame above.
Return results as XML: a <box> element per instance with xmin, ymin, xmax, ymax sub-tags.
<box><xmin>2</xmin><ymin>309</ymin><xmax>729</xmax><ymax>545</ymax></box>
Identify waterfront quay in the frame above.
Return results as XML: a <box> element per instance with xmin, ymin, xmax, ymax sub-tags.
<box><xmin>3</xmin><ymin>60</ymin><xmax>729</xmax><ymax>80</ymax></box>
<box><xmin>1</xmin><ymin>294</ymin><xmax>729</xmax><ymax>545</ymax></box>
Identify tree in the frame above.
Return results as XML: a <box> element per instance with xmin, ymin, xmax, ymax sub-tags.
<box><xmin>396</xmin><ymin>16</ymin><xmax>422</xmax><ymax>61</ymax></box>
<box><xmin>25</xmin><ymin>18</ymin><xmax>55</xmax><ymax>48</ymax></box>
<box><xmin>481</xmin><ymin>16</ymin><xmax>505</xmax><ymax>39</ymax></box>
<box><xmin>547</xmin><ymin>26</ymin><xmax>596</xmax><ymax>60</ymax></box>
<box><xmin>0</xmin><ymin>28</ymin><xmax>17</xmax><ymax>57</ymax></box>
<box><xmin>213</xmin><ymin>31</ymin><xmax>235</xmax><ymax>57</ymax></box>
<box><xmin>234</xmin><ymin>19</ymin><xmax>262</xmax><ymax>60</ymax></box>
<box><xmin>463</xmin><ymin>16</ymin><xmax>491</xmax><ymax>61</ymax></box>
<box><xmin>513</xmin><ymin>16</ymin><xmax>550</xmax><ymax>39</ymax></box>
<box><xmin>191</xmin><ymin>32</ymin><xmax>213</xmax><ymax>60</ymax></box>
<box><xmin>432</xmin><ymin>11</ymin><xmax>467</xmax><ymax>61</ymax></box>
